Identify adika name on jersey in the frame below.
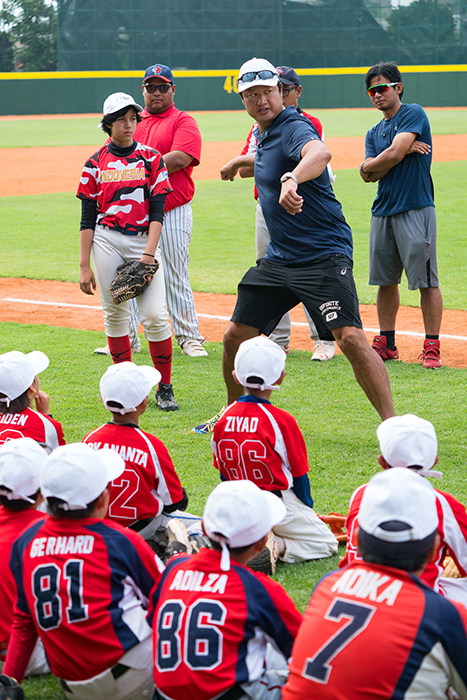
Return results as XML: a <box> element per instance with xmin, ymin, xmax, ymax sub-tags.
<box><xmin>169</xmin><ymin>570</ymin><xmax>228</xmax><ymax>595</ymax></box>
<box><xmin>224</xmin><ymin>416</ymin><xmax>259</xmax><ymax>433</ymax></box>
<box><xmin>0</xmin><ymin>413</ymin><xmax>28</xmax><ymax>425</ymax></box>
<box><xmin>30</xmin><ymin>535</ymin><xmax>95</xmax><ymax>558</ymax></box>
<box><xmin>99</xmin><ymin>167</ymin><xmax>145</xmax><ymax>183</ymax></box>
<box><xmin>86</xmin><ymin>441</ymin><xmax>148</xmax><ymax>467</ymax></box>
<box><xmin>330</xmin><ymin>567</ymin><xmax>403</xmax><ymax>606</ymax></box>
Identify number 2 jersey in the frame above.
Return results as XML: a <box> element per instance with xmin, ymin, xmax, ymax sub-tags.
<box><xmin>211</xmin><ymin>396</ymin><xmax>309</xmax><ymax>492</ymax></box>
<box><xmin>82</xmin><ymin>423</ymin><xmax>184</xmax><ymax>527</ymax></box>
<box><xmin>283</xmin><ymin>561</ymin><xmax>467</xmax><ymax>700</ymax></box>
<box><xmin>149</xmin><ymin>548</ymin><xmax>302</xmax><ymax>700</ymax></box>
<box><xmin>5</xmin><ymin>515</ymin><xmax>164</xmax><ymax>682</ymax></box>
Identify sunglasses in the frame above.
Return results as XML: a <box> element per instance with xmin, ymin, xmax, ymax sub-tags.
<box><xmin>238</xmin><ymin>70</ymin><xmax>277</xmax><ymax>85</ymax></box>
<box><xmin>143</xmin><ymin>83</ymin><xmax>172</xmax><ymax>94</ymax></box>
<box><xmin>367</xmin><ymin>82</ymin><xmax>399</xmax><ymax>97</ymax></box>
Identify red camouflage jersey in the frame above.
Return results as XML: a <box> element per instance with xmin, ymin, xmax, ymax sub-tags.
<box><xmin>283</xmin><ymin>561</ymin><xmax>467</xmax><ymax>699</ymax></box>
<box><xmin>339</xmin><ymin>480</ymin><xmax>467</xmax><ymax>591</ymax></box>
<box><xmin>0</xmin><ymin>408</ymin><xmax>65</xmax><ymax>449</ymax></box>
<box><xmin>77</xmin><ymin>141</ymin><xmax>172</xmax><ymax>233</ymax></box>
<box><xmin>211</xmin><ymin>397</ymin><xmax>309</xmax><ymax>491</ymax></box>
<box><xmin>0</xmin><ymin>507</ymin><xmax>44</xmax><ymax>656</ymax></box>
<box><xmin>150</xmin><ymin>548</ymin><xmax>302</xmax><ymax>700</ymax></box>
<box><xmin>134</xmin><ymin>104</ymin><xmax>202</xmax><ymax>212</ymax></box>
<box><xmin>5</xmin><ymin>516</ymin><xmax>163</xmax><ymax>682</ymax></box>
<box><xmin>82</xmin><ymin>423</ymin><xmax>184</xmax><ymax>526</ymax></box>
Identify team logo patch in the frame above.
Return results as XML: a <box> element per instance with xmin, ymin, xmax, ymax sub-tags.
<box><xmin>154</xmin><ymin>66</ymin><xmax>162</xmax><ymax>74</ymax></box>
<box><xmin>341</xmin><ymin>268</ymin><xmax>347</xmax><ymax>275</ymax></box>
<box><xmin>326</xmin><ymin>312</ymin><xmax>338</xmax><ymax>322</ymax></box>
<box><xmin>319</xmin><ymin>300</ymin><xmax>341</xmax><ymax>317</ymax></box>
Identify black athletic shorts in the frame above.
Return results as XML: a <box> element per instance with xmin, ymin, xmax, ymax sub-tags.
<box><xmin>231</xmin><ymin>254</ymin><xmax>362</xmax><ymax>341</ymax></box>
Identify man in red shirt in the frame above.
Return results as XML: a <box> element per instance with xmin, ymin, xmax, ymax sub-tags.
<box><xmin>134</xmin><ymin>63</ymin><xmax>207</xmax><ymax>358</ymax></box>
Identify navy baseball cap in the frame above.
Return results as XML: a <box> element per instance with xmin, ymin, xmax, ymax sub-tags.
<box><xmin>143</xmin><ymin>64</ymin><xmax>174</xmax><ymax>84</ymax></box>
<box><xmin>277</xmin><ymin>66</ymin><xmax>300</xmax><ymax>86</ymax></box>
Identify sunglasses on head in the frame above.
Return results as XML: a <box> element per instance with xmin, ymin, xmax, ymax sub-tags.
<box><xmin>238</xmin><ymin>70</ymin><xmax>277</xmax><ymax>85</ymax></box>
<box><xmin>367</xmin><ymin>82</ymin><xmax>399</xmax><ymax>97</ymax></box>
<box><xmin>143</xmin><ymin>83</ymin><xmax>172</xmax><ymax>94</ymax></box>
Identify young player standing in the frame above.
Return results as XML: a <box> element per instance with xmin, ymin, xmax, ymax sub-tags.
<box><xmin>211</xmin><ymin>336</ymin><xmax>338</xmax><ymax>569</ymax></box>
<box><xmin>78</xmin><ymin>92</ymin><xmax>179</xmax><ymax>411</ymax></box>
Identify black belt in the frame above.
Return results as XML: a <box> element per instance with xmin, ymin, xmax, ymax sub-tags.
<box><xmin>271</xmin><ymin>489</ymin><xmax>283</xmax><ymax>499</ymax></box>
<box><xmin>129</xmin><ymin>517</ymin><xmax>153</xmax><ymax>532</ymax></box>
<box><xmin>60</xmin><ymin>664</ymin><xmax>130</xmax><ymax>693</ymax></box>
<box><xmin>154</xmin><ymin>686</ymin><xmax>244</xmax><ymax>700</ymax></box>
<box><xmin>100</xmin><ymin>224</ymin><xmax>148</xmax><ymax>237</ymax></box>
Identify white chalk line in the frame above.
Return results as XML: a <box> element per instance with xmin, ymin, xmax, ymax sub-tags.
<box><xmin>2</xmin><ymin>297</ymin><xmax>467</xmax><ymax>342</ymax></box>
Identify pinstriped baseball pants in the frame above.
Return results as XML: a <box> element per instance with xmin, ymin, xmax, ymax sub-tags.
<box><xmin>128</xmin><ymin>203</ymin><xmax>204</xmax><ymax>346</ymax></box>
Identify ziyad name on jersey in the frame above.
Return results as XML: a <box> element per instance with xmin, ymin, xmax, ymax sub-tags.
<box><xmin>224</xmin><ymin>416</ymin><xmax>259</xmax><ymax>433</ymax></box>
<box><xmin>0</xmin><ymin>413</ymin><xmax>28</xmax><ymax>425</ymax></box>
<box><xmin>99</xmin><ymin>167</ymin><xmax>145</xmax><ymax>183</ymax></box>
<box><xmin>86</xmin><ymin>441</ymin><xmax>148</xmax><ymax>467</ymax></box>
<box><xmin>169</xmin><ymin>570</ymin><xmax>228</xmax><ymax>594</ymax></box>
<box><xmin>30</xmin><ymin>535</ymin><xmax>95</xmax><ymax>558</ymax></box>
<box><xmin>330</xmin><ymin>567</ymin><xmax>403</xmax><ymax>606</ymax></box>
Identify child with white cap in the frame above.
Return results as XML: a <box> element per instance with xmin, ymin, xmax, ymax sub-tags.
<box><xmin>83</xmin><ymin>362</ymin><xmax>202</xmax><ymax>557</ymax></box>
<box><xmin>283</xmin><ymin>468</ymin><xmax>467</xmax><ymax>700</ymax></box>
<box><xmin>0</xmin><ymin>350</ymin><xmax>65</xmax><ymax>449</ymax></box>
<box><xmin>0</xmin><ymin>438</ymin><xmax>49</xmax><ymax>676</ymax></box>
<box><xmin>150</xmin><ymin>480</ymin><xmax>302</xmax><ymax>700</ymax></box>
<box><xmin>340</xmin><ymin>413</ymin><xmax>467</xmax><ymax>604</ymax></box>
<box><xmin>4</xmin><ymin>442</ymin><xmax>164</xmax><ymax>700</ymax></box>
<box><xmin>211</xmin><ymin>336</ymin><xmax>338</xmax><ymax>570</ymax></box>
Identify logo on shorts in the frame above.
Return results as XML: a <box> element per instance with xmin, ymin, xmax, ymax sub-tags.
<box><xmin>341</xmin><ymin>268</ymin><xmax>347</xmax><ymax>275</ymax></box>
<box><xmin>326</xmin><ymin>312</ymin><xmax>338</xmax><ymax>322</ymax></box>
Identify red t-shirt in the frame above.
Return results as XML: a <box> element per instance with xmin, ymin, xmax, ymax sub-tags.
<box><xmin>0</xmin><ymin>408</ymin><xmax>65</xmax><ymax>449</ymax></box>
<box><xmin>82</xmin><ymin>423</ymin><xmax>184</xmax><ymax>526</ymax></box>
<box><xmin>135</xmin><ymin>104</ymin><xmax>202</xmax><ymax>212</ymax></box>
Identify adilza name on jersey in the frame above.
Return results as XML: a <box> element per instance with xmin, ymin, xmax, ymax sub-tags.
<box><xmin>86</xmin><ymin>441</ymin><xmax>148</xmax><ymax>467</ymax></box>
<box><xmin>169</xmin><ymin>570</ymin><xmax>228</xmax><ymax>594</ymax></box>
<box><xmin>99</xmin><ymin>167</ymin><xmax>145</xmax><ymax>183</ymax></box>
<box><xmin>30</xmin><ymin>535</ymin><xmax>95</xmax><ymax>558</ymax></box>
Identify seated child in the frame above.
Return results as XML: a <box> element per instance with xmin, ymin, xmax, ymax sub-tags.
<box><xmin>211</xmin><ymin>336</ymin><xmax>338</xmax><ymax>568</ymax></box>
<box><xmin>83</xmin><ymin>362</ymin><xmax>203</xmax><ymax>556</ymax></box>
<box><xmin>150</xmin><ymin>480</ymin><xmax>303</xmax><ymax>700</ymax></box>
<box><xmin>0</xmin><ymin>438</ymin><xmax>49</xmax><ymax>676</ymax></box>
<box><xmin>0</xmin><ymin>351</ymin><xmax>65</xmax><ymax>449</ymax></box>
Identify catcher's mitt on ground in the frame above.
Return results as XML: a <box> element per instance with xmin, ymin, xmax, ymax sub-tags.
<box><xmin>0</xmin><ymin>675</ymin><xmax>24</xmax><ymax>700</ymax></box>
<box><xmin>108</xmin><ymin>260</ymin><xmax>160</xmax><ymax>305</ymax></box>
<box><xmin>317</xmin><ymin>513</ymin><xmax>348</xmax><ymax>544</ymax></box>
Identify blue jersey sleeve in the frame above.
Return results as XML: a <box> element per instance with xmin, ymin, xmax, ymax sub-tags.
<box><xmin>365</xmin><ymin>129</ymin><xmax>377</xmax><ymax>158</ymax></box>
<box><xmin>396</xmin><ymin>103</ymin><xmax>428</xmax><ymax>139</ymax></box>
<box><xmin>292</xmin><ymin>474</ymin><xmax>314</xmax><ymax>508</ymax></box>
<box><xmin>282</xmin><ymin>114</ymin><xmax>321</xmax><ymax>163</ymax></box>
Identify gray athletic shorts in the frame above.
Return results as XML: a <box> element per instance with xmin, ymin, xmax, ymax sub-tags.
<box><xmin>369</xmin><ymin>206</ymin><xmax>439</xmax><ymax>290</ymax></box>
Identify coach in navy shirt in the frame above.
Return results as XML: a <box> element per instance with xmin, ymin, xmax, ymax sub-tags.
<box><xmin>222</xmin><ymin>57</ymin><xmax>394</xmax><ymax>422</ymax></box>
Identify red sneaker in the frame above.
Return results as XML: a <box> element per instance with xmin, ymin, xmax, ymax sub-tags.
<box><xmin>372</xmin><ymin>335</ymin><xmax>399</xmax><ymax>361</ymax></box>
<box><xmin>419</xmin><ymin>339</ymin><xmax>442</xmax><ymax>369</ymax></box>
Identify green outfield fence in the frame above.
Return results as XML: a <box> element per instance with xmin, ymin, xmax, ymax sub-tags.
<box><xmin>1</xmin><ymin>65</ymin><xmax>467</xmax><ymax>115</ymax></box>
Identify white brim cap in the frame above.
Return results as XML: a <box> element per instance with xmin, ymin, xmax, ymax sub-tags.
<box><xmin>377</xmin><ymin>414</ymin><xmax>439</xmax><ymax>475</ymax></box>
<box><xmin>102</xmin><ymin>92</ymin><xmax>143</xmax><ymax>116</ymax></box>
<box><xmin>0</xmin><ymin>437</ymin><xmax>48</xmax><ymax>503</ymax></box>
<box><xmin>41</xmin><ymin>443</ymin><xmax>125</xmax><ymax>511</ymax></box>
<box><xmin>100</xmin><ymin>362</ymin><xmax>161</xmax><ymax>414</ymax></box>
<box><xmin>237</xmin><ymin>57</ymin><xmax>279</xmax><ymax>93</ymax></box>
<box><xmin>0</xmin><ymin>350</ymin><xmax>49</xmax><ymax>406</ymax></box>
<box><xmin>234</xmin><ymin>336</ymin><xmax>285</xmax><ymax>391</ymax></box>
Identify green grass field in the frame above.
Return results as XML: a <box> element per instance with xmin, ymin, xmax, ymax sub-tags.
<box><xmin>0</xmin><ymin>108</ymin><xmax>466</xmax><ymax>699</ymax></box>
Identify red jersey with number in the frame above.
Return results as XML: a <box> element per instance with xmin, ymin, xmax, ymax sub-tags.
<box><xmin>0</xmin><ymin>408</ymin><xmax>65</xmax><ymax>449</ymax></box>
<box><xmin>211</xmin><ymin>396</ymin><xmax>308</xmax><ymax>491</ymax></box>
<box><xmin>82</xmin><ymin>423</ymin><xmax>184</xmax><ymax>526</ymax></box>
<box><xmin>135</xmin><ymin>104</ymin><xmax>201</xmax><ymax>212</ymax></box>
<box><xmin>5</xmin><ymin>516</ymin><xmax>163</xmax><ymax>682</ymax></box>
<box><xmin>77</xmin><ymin>141</ymin><xmax>172</xmax><ymax>233</ymax></box>
<box><xmin>283</xmin><ymin>561</ymin><xmax>467</xmax><ymax>700</ymax></box>
<box><xmin>0</xmin><ymin>507</ymin><xmax>44</xmax><ymax>652</ymax></box>
<box><xmin>149</xmin><ymin>548</ymin><xmax>301</xmax><ymax>700</ymax></box>
<box><xmin>340</xmin><ymin>480</ymin><xmax>467</xmax><ymax>592</ymax></box>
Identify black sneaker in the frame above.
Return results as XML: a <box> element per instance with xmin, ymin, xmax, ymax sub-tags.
<box><xmin>156</xmin><ymin>383</ymin><xmax>179</xmax><ymax>411</ymax></box>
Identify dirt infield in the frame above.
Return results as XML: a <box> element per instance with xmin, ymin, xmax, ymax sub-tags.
<box><xmin>1</xmin><ymin>278</ymin><xmax>466</xmax><ymax>368</ymax></box>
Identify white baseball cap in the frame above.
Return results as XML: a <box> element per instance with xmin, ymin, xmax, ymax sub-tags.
<box><xmin>359</xmin><ymin>468</ymin><xmax>438</xmax><ymax>559</ymax></box>
<box><xmin>41</xmin><ymin>443</ymin><xmax>125</xmax><ymax>511</ymax></box>
<box><xmin>377</xmin><ymin>414</ymin><xmax>441</xmax><ymax>478</ymax></box>
<box><xmin>100</xmin><ymin>362</ymin><xmax>161</xmax><ymax>415</ymax></box>
<box><xmin>102</xmin><ymin>92</ymin><xmax>143</xmax><ymax>117</ymax></box>
<box><xmin>0</xmin><ymin>351</ymin><xmax>49</xmax><ymax>407</ymax></box>
<box><xmin>0</xmin><ymin>437</ymin><xmax>48</xmax><ymax>503</ymax></box>
<box><xmin>203</xmin><ymin>480</ymin><xmax>286</xmax><ymax>570</ymax></box>
<box><xmin>234</xmin><ymin>336</ymin><xmax>286</xmax><ymax>392</ymax></box>
<box><xmin>237</xmin><ymin>58</ymin><xmax>279</xmax><ymax>93</ymax></box>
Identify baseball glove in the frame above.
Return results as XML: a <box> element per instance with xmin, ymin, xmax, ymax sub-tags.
<box><xmin>317</xmin><ymin>513</ymin><xmax>348</xmax><ymax>544</ymax></box>
<box><xmin>0</xmin><ymin>675</ymin><xmax>24</xmax><ymax>700</ymax></box>
<box><xmin>108</xmin><ymin>260</ymin><xmax>160</xmax><ymax>305</ymax></box>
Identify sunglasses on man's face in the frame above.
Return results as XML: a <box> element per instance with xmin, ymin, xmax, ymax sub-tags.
<box><xmin>237</xmin><ymin>70</ymin><xmax>277</xmax><ymax>85</ymax></box>
<box><xmin>367</xmin><ymin>82</ymin><xmax>399</xmax><ymax>97</ymax></box>
<box><xmin>143</xmin><ymin>83</ymin><xmax>172</xmax><ymax>94</ymax></box>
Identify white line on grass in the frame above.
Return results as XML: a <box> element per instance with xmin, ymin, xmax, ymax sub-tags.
<box><xmin>2</xmin><ymin>297</ymin><xmax>467</xmax><ymax>342</ymax></box>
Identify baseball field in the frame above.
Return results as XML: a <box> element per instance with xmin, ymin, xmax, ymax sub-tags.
<box><xmin>1</xmin><ymin>106</ymin><xmax>466</xmax><ymax>699</ymax></box>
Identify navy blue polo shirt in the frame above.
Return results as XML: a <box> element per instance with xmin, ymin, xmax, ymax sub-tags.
<box><xmin>365</xmin><ymin>103</ymin><xmax>434</xmax><ymax>217</ymax></box>
<box><xmin>254</xmin><ymin>106</ymin><xmax>353</xmax><ymax>264</ymax></box>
